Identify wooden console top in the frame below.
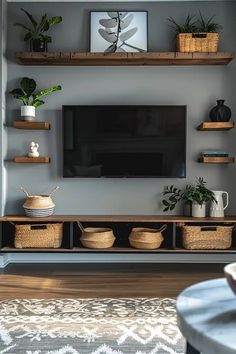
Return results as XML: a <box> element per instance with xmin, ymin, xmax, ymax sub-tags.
<box><xmin>1</xmin><ymin>215</ymin><xmax>236</xmax><ymax>223</ymax></box>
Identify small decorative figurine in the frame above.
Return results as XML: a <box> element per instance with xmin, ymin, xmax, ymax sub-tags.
<box><xmin>28</xmin><ymin>141</ymin><xmax>40</xmax><ymax>158</ymax></box>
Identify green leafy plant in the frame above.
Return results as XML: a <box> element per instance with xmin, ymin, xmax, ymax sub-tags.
<box><xmin>168</xmin><ymin>13</ymin><xmax>222</xmax><ymax>34</ymax></box>
<box><xmin>9</xmin><ymin>77</ymin><xmax>62</xmax><ymax>107</ymax></box>
<box><xmin>162</xmin><ymin>177</ymin><xmax>216</xmax><ymax>212</ymax></box>
<box><xmin>14</xmin><ymin>8</ymin><xmax>62</xmax><ymax>44</ymax></box>
<box><xmin>168</xmin><ymin>15</ymin><xmax>197</xmax><ymax>33</ymax></box>
<box><xmin>197</xmin><ymin>12</ymin><xmax>222</xmax><ymax>33</ymax></box>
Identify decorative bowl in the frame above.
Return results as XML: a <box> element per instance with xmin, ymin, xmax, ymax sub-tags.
<box><xmin>224</xmin><ymin>262</ymin><xmax>236</xmax><ymax>295</ymax></box>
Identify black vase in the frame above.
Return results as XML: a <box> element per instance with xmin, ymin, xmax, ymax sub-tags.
<box><xmin>209</xmin><ymin>100</ymin><xmax>231</xmax><ymax>122</ymax></box>
<box><xmin>30</xmin><ymin>39</ymin><xmax>48</xmax><ymax>52</ymax></box>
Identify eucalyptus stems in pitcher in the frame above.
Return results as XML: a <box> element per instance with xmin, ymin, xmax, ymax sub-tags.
<box><xmin>14</xmin><ymin>8</ymin><xmax>62</xmax><ymax>52</ymax></box>
<box><xmin>162</xmin><ymin>177</ymin><xmax>216</xmax><ymax>217</ymax></box>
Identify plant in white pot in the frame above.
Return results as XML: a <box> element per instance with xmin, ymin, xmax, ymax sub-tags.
<box><xmin>9</xmin><ymin>77</ymin><xmax>62</xmax><ymax>121</ymax></box>
<box><xmin>162</xmin><ymin>177</ymin><xmax>216</xmax><ymax>217</ymax></box>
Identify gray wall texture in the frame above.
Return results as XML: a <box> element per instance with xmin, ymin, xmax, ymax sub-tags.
<box><xmin>5</xmin><ymin>1</ymin><xmax>236</xmax><ymax>215</ymax></box>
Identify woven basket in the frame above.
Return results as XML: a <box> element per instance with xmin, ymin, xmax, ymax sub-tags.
<box><xmin>14</xmin><ymin>223</ymin><xmax>63</xmax><ymax>249</ymax></box>
<box><xmin>182</xmin><ymin>225</ymin><xmax>233</xmax><ymax>250</ymax></box>
<box><xmin>177</xmin><ymin>33</ymin><xmax>219</xmax><ymax>52</ymax></box>
<box><xmin>78</xmin><ymin>223</ymin><xmax>115</xmax><ymax>249</ymax></box>
<box><xmin>129</xmin><ymin>224</ymin><xmax>166</xmax><ymax>250</ymax></box>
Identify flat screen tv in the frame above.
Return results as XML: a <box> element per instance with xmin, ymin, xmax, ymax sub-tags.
<box><xmin>63</xmin><ymin>105</ymin><xmax>186</xmax><ymax>178</ymax></box>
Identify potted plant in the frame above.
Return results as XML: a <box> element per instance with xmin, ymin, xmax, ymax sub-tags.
<box><xmin>9</xmin><ymin>77</ymin><xmax>62</xmax><ymax>121</ymax></box>
<box><xmin>14</xmin><ymin>8</ymin><xmax>62</xmax><ymax>52</ymax></box>
<box><xmin>162</xmin><ymin>177</ymin><xmax>216</xmax><ymax>217</ymax></box>
<box><xmin>168</xmin><ymin>12</ymin><xmax>222</xmax><ymax>53</ymax></box>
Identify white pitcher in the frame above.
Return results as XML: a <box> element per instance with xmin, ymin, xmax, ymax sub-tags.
<box><xmin>210</xmin><ymin>191</ymin><xmax>228</xmax><ymax>218</ymax></box>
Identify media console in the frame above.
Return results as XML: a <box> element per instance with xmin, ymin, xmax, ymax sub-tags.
<box><xmin>0</xmin><ymin>215</ymin><xmax>236</xmax><ymax>264</ymax></box>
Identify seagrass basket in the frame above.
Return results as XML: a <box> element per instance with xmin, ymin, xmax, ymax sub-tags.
<box><xmin>182</xmin><ymin>225</ymin><xmax>233</xmax><ymax>250</ymax></box>
<box><xmin>14</xmin><ymin>223</ymin><xmax>63</xmax><ymax>249</ymax></box>
<box><xmin>177</xmin><ymin>33</ymin><xmax>219</xmax><ymax>52</ymax></box>
<box><xmin>78</xmin><ymin>222</ymin><xmax>115</xmax><ymax>249</ymax></box>
<box><xmin>129</xmin><ymin>224</ymin><xmax>167</xmax><ymax>250</ymax></box>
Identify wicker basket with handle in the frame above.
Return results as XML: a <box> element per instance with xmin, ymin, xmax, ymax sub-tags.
<box><xmin>129</xmin><ymin>224</ymin><xmax>167</xmax><ymax>250</ymax></box>
<box><xmin>77</xmin><ymin>222</ymin><xmax>115</xmax><ymax>249</ymax></box>
<box><xmin>14</xmin><ymin>223</ymin><xmax>63</xmax><ymax>249</ymax></box>
<box><xmin>177</xmin><ymin>33</ymin><xmax>219</xmax><ymax>52</ymax></box>
<box><xmin>182</xmin><ymin>225</ymin><xmax>234</xmax><ymax>250</ymax></box>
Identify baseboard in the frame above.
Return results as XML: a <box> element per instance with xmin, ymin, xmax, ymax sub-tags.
<box><xmin>0</xmin><ymin>252</ymin><xmax>234</xmax><ymax>267</ymax></box>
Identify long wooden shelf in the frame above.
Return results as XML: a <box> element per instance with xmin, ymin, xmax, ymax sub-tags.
<box><xmin>15</xmin><ymin>51</ymin><xmax>234</xmax><ymax>66</ymax></box>
<box><xmin>13</xmin><ymin>121</ymin><xmax>50</xmax><ymax>130</ymax></box>
<box><xmin>199</xmin><ymin>156</ymin><xmax>234</xmax><ymax>164</ymax></box>
<box><xmin>2</xmin><ymin>215</ymin><xmax>236</xmax><ymax>222</ymax></box>
<box><xmin>198</xmin><ymin>121</ymin><xmax>234</xmax><ymax>131</ymax></box>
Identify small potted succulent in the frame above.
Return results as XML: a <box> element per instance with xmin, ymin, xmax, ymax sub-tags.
<box><xmin>9</xmin><ymin>77</ymin><xmax>62</xmax><ymax>121</ymax></box>
<box><xmin>14</xmin><ymin>8</ymin><xmax>62</xmax><ymax>52</ymax></box>
<box><xmin>162</xmin><ymin>177</ymin><xmax>216</xmax><ymax>217</ymax></box>
<box><xmin>168</xmin><ymin>12</ymin><xmax>222</xmax><ymax>53</ymax></box>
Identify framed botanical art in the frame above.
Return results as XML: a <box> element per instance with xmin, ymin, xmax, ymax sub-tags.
<box><xmin>90</xmin><ymin>11</ymin><xmax>148</xmax><ymax>53</ymax></box>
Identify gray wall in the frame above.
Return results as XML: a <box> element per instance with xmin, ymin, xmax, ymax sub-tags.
<box><xmin>5</xmin><ymin>1</ymin><xmax>236</xmax><ymax>215</ymax></box>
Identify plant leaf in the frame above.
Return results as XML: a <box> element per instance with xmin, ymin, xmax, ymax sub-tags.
<box><xmin>98</xmin><ymin>28</ymin><xmax>117</xmax><ymax>43</ymax></box>
<box><xmin>99</xmin><ymin>18</ymin><xmax>117</xmax><ymax>28</ymax></box>
<box><xmin>14</xmin><ymin>22</ymin><xmax>33</xmax><ymax>32</ymax></box>
<box><xmin>163</xmin><ymin>207</ymin><xmax>169</xmax><ymax>212</ymax></box>
<box><xmin>38</xmin><ymin>14</ymin><xmax>50</xmax><ymax>32</ymax></box>
<box><xmin>20</xmin><ymin>77</ymin><xmax>36</xmax><ymax>95</ymax></box>
<box><xmin>48</xmin><ymin>16</ymin><xmax>62</xmax><ymax>26</ymax></box>
<box><xmin>20</xmin><ymin>8</ymin><xmax>37</xmax><ymax>28</ymax></box>
<box><xmin>32</xmin><ymin>100</ymin><xmax>45</xmax><ymax>107</ymax></box>
<box><xmin>170</xmin><ymin>204</ymin><xmax>175</xmax><ymax>211</ymax></box>
<box><xmin>24</xmin><ymin>32</ymin><xmax>32</xmax><ymax>41</ymax></box>
<box><xmin>33</xmin><ymin>85</ymin><xmax>62</xmax><ymax>101</ymax></box>
<box><xmin>120</xmin><ymin>14</ymin><xmax>133</xmax><ymax>30</ymax></box>
<box><xmin>9</xmin><ymin>88</ymin><xmax>24</xmax><ymax>98</ymax></box>
<box><xmin>120</xmin><ymin>27</ymin><xmax>137</xmax><ymax>42</ymax></box>
<box><xmin>104</xmin><ymin>44</ymin><xmax>117</xmax><ymax>53</ymax></box>
<box><xmin>107</xmin><ymin>12</ymin><xmax>118</xmax><ymax>19</ymax></box>
<box><xmin>40</xmin><ymin>34</ymin><xmax>52</xmax><ymax>43</ymax></box>
<box><xmin>162</xmin><ymin>200</ymin><xmax>169</xmax><ymax>206</ymax></box>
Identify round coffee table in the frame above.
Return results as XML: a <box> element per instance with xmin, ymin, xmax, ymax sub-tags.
<box><xmin>176</xmin><ymin>278</ymin><xmax>236</xmax><ymax>354</ymax></box>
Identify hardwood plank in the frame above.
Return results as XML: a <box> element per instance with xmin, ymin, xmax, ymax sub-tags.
<box><xmin>199</xmin><ymin>156</ymin><xmax>234</xmax><ymax>164</ymax></box>
<box><xmin>198</xmin><ymin>121</ymin><xmax>234</xmax><ymax>131</ymax></box>
<box><xmin>0</xmin><ymin>263</ymin><xmax>224</xmax><ymax>299</ymax></box>
<box><xmin>15</xmin><ymin>51</ymin><xmax>234</xmax><ymax>66</ymax></box>
<box><xmin>13</xmin><ymin>121</ymin><xmax>50</xmax><ymax>130</ymax></box>
<box><xmin>14</xmin><ymin>156</ymin><xmax>50</xmax><ymax>163</ymax></box>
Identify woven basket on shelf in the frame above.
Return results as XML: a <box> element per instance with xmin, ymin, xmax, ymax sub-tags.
<box><xmin>14</xmin><ymin>223</ymin><xmax>63</xmax><ymax>249</ymax></box>
<box><xmin>78</xmin><ymin>222</ymin><xmax>115</xmax><ymax>249</ymax></box>
<box><xmin>129</xmin><ymin>224</ymin><xmax>167</xmax><ymax>250</ymax></box>
<box><xmin>177</xmin><ymin>33</ymin><xmax>219</xmax><ymax>53</ymax></box>
<box><xmin>182</xmin><ymin>225</ymin><xmax>233</xmax><ymax>250</ymax></box>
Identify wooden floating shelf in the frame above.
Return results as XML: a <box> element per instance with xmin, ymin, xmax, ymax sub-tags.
<box><xmin>14</xmin><ymin>156</ymin><xmax>50</xmax><ymax>163</ymax></box>
<box><xmin>13</xmin><ymin>120</ymin><xmax>50</xmax><ymax>130</ymax></box>
<box><xmin>15</xmin><ymin>51</ymin><xmax>234</xmax><ymax>66</ymax></box>
<box><xmin>1</xmin><ymin>247</ymin><xmax>236</xmax><ymax>253</ymax></box>
<box><xmin>199</xmin><ymin>156</ymin><xmax>234</xmax><ymax>164</ymax></box>
<box><xmin>198</xmin><ymin>121</ymin><xmax>234</xmax><ymax>131</ymax></box>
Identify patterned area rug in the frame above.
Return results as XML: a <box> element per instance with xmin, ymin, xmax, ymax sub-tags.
<box><xmin>0</xmin><ymin>298</ymin><xmax>185</xmax><ymax>354</ymax></box>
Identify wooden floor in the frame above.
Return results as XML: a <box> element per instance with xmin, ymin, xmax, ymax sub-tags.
<box><xmin>0</xmin><ymin>263</ymin><xmax>225</xmax><ymax>300</ymax></box>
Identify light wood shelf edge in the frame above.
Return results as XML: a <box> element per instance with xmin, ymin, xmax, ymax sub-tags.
<box><xmin>14</xmin><ymin>156</ymin><xmax>50</xmax><ymax>163</ymax></box>
<box><xmin>199</xmin><ymin>156</ymin><xmax>234</xmax><ymax>164</ymax></box>
<box><xmin>198</xmin><ymin>121</ymin><xmax>234</xmax><ymax>131</ymax></box>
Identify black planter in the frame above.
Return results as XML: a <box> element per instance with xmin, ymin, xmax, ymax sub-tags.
<box><xmin>30</xmin><ymin>39</ymin><xmax>48</xmax><ymax>52</ymax></box>
<box><xmin>209</xmin><ymin>99</ymin><xmax>232</xmax><ymax>122</ymax></box>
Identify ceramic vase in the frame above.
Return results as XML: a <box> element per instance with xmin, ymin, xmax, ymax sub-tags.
<box><xmin>30</xmin><ymin>38</ymin><xmax>48</xmax><ymax>52</ymax></box>
<box><xmin>192</xmin><ymin>202</ymin><xmax>206</xmax><ymax>218</ymax></box>
<box><xmin>21</xmin><ymin>106</ymin><xmax>35</xmax><ymax>121</ymax></box>
<box><xmin>209</xmin><ymin>100</ymin><xmax>231</xmax><ymax>122</ymax></box>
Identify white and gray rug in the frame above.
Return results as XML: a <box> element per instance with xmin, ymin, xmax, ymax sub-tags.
<box><xmin>0</xmin><ymin>298</ymin><xmax>185</xmax><ymax>354</ymax></box>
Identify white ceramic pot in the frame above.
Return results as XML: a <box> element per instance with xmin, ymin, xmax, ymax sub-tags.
<box><xmin>21</xmin><ymin>105</ymin><xmax>35</xmax><ymax>121</ymax></box>
<box><xmin>192</xmin><ymin>202</ymin><xmax>206</xmax><ymax>218</ymax></box>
